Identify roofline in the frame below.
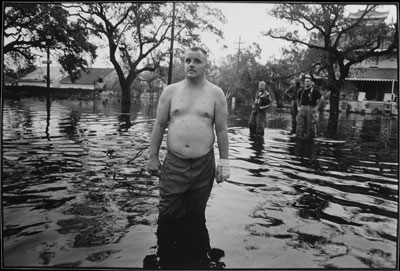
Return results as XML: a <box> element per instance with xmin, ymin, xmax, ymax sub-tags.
<box><xmin>346</xmin><ymin>78</ymin><xmax>398</xmax><ymax>82</ymax></box>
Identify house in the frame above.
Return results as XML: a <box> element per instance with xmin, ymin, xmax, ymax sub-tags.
<box><xmin>348</xmin><ymin>10</ymin><xmax>390</xmax><ymax>25</ymax></box>
<box><xmin>59</xmin><ymin>68</ymin><xmax>115</xmax><ymax>90</ymax></box>
<box><xmin>314</xmin><ymin>9</ymin><xmax>399</xmax><ymax>114</ymax></box>
<box><xmin>17</xmin><ymin>66</ymin><xmax>115</xmax><ymax>90</ymax></box>
<box><xmin>341</xmin><ymin>9</ymin><xmax>398</xmax><ymax>114</ymax></box>
<box><xmin>17</xmin><ymin>67</ymin><xmax>66</xmax><ymax>87</ymax></box>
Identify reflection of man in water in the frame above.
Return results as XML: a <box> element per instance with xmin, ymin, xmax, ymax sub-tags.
<box><xmin>147</xmin><ymin>47</ymin><xmax>229</xmax><ymax>268</ymax></box>
<box><xmin>296</xmin><ymin>76</ymin><xmax>321</xmax><ymax>139</ymax></box>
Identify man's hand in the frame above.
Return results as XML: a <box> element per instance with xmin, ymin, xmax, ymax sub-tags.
<box><xmin>148</xmin><ymin>157</ymin><xmax>161</xmax><ymax>176</ymax></box>
<box><xmin>216</xmin><ymin>159</ymin><xmax>230</xmax><ymax>183</ymax></box>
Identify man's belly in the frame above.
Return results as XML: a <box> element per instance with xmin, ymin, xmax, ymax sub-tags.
<box><xmin>167</xmin><ymin>118</ymin><xmax>215</xmax><ymax>159</ymax></box>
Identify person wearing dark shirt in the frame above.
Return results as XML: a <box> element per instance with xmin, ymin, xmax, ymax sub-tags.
<box><xmin>284</xmin><ymin>77</ymin><xmax>302</xmax><ymax>135</ymax></box>
<box><xmin>248</xmin><ymin>81</ymin><xmax>272</xmax><ymax>136</ymax></box>
<box><xmin>296</xmin><ymin>76</ymin><xmax>321</xmax><ymax>139</ymax></box>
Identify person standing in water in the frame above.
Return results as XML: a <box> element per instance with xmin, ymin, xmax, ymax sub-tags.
<box><xmin>248</xmin><ymin>81</ymin><xmax>272</xmax><ymax>136</ymax></box>
<box><xmin>284</xmin><ymin>77</ymin><xmax>302</xmax><ymax>135</ymax></box>
<box><xmin>296</xmin><ymin>75</ymin><xmax>321</xmax><ymax>139</ymax></box>
<box><xmin>147</xmin><ymin>46</ymin><xmax>230</xmax><ymax>268</ymax></box>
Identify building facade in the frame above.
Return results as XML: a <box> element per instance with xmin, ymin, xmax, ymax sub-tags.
<box><xmin>18</xmin><ymin>67</ymin><xmax>115</xmax><ymax>90</ymax></box>
<box><xmin>341</xmin><ymin>9</ymin><xmax>398</xmax><ymax>115</ymax></box>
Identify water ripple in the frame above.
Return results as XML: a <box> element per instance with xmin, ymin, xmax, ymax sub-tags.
<box><xmin>2</xmin><ymin>98</ymin><xmax>398</xmax><ymax>269</ymax></box>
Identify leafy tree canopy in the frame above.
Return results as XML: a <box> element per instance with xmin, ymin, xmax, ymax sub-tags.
<box><xmin>4</xmin><ymin>3</ymin><xmax>98</xmax><ymax>82</ymax></box>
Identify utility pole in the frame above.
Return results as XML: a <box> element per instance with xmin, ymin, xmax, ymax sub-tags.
<box><xmin>168</xmin><ymin>2</ymin><xmax>176</xmax><ymax>85</ymax></box>
<box><xmin>46</xmin><ymin>37</ymin><xmax>51</xmax><ymax>90</ymax></box>
<box><xmin>232</xmin><ymin>36</ymin><xmax>245</xmax><ymax>110</ymax></box>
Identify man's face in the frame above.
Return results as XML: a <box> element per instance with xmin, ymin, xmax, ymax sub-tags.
<box><xmin>304</xmin><ymin>78</ymin><xmax>312</xmax><ymax>88</ymax></box>
<box><xmin>258</xmin><ymin>82</ymin><xmax>266</xmax><ymax>90</ymax></box>
<box><xmin>184</xmin><ymin>50</ymin><xmax>207</xmax><ymax>79</ymax></box>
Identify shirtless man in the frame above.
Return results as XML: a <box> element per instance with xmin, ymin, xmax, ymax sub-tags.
<box><xmin>147</xmin><ymin>47</ymin><xmax>229</xmax><ymax>268</ymax></box>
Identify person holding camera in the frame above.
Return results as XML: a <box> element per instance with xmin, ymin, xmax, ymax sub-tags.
<box><xmin>248</xmin><ymin>81</ymin><xmax>272</xmax><ymax>136</ymax></box>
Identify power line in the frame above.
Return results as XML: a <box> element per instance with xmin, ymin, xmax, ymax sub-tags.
<box><xmin>234</xmin><ymin>36</ymin><xmax>245</xmax><ymax>73</ymax></box>
<box><xmin>226</xmin><ymin>36</ymin><xmax>245</xmax><ymax>103</ymax></box>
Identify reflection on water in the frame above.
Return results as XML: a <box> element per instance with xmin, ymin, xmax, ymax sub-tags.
<box><xmin>2</xmin><ymin>97</ymin><xmax>398</xmax><ymax>269</ymax></box>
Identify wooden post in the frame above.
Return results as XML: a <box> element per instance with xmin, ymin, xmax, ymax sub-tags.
<box><xmin>167</xmin><ymin>2</ymin><xmax>176</xmax><ymax>85</ymax></box>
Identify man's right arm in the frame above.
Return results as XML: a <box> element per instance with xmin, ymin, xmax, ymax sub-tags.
<box><xmin>147</xmin><ymin>86</ymin><xmax>172</xmax><ymax>176</ymax></box>
<box><xmin>285</xmin><ymin>85</ymin><xmax>294</xmax><ymax>99</ymax></box>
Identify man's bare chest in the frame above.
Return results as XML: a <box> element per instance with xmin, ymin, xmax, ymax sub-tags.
<box><xmin>170</xmin><ymin>95</ymin><xmax>214</xmax><ymax>119</ymax></box>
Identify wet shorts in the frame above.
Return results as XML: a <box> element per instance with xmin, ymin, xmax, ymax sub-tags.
<box><xmin>158</xmin><ymin>148</ymin><xmax>216</xmax><ymax>218</ymax></box>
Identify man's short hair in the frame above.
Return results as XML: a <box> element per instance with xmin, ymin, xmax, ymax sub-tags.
<box><xmin>304</xmin><ymin>75</ymin><xmax>312</xmax><ymax>80</ymax></box>
<box><xmin>189</xmin><ymin>46</ymin><xmax>207</xmax><ymax>56</ymax></box>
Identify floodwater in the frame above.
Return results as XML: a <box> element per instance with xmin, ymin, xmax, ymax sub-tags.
<box><xmin>2</xmin><ymin>96</ymin><xmax>399</xmax><ymax>269</ymax></box>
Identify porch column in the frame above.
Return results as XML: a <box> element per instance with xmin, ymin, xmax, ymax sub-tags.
<box><xmin>391</xmin><ymin>80</ymin><xmax>395</xmax><ymax>101</ymax></box>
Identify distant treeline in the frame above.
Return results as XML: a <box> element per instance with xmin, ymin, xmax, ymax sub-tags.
<box><xmin>3</xmin><ymin>85</ymin><xmax>96</xmax><ymax>100</ymax></box>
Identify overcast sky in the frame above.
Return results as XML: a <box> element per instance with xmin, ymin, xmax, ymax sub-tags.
<box><xmin>202</xmin><ymin>2</ymin><xmax>289</xmax><ymax>64</ymax></box>
<box><xmin>202</xmin><ymin>2</ymin><xmax>398</xmax><ymax>64</ymax></box>
<box><xmin>87</xmin><ymin>3</ymin><xmax>398</xmax><ymax>68</ymax></box>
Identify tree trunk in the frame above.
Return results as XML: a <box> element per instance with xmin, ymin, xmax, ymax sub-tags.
<box><xmin>325</xmin><ymin>51</ymin><xmax>342</xmax><ymax>139</ymax></box>
<box><xmin>121</xmin><ymin>83</ymin><xmax>131</xmax><ymax>108</ymax></box>
<box><xmin>270</xmin><ymin>83</ymin><xmax>283</xmax><ymax>109</ymax></box>
<box><xmin>327</xmin><ymin>88</ymin><xmax>339</xmax><ymax>139</ymax></box>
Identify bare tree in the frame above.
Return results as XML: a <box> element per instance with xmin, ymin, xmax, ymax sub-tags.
<box><xmin>65</xmin><ymin>2</ymin><xmax>226</xmax><ymax>107</ymax></box>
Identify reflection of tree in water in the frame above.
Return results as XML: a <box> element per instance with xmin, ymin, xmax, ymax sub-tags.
<box><xmin>3</xmin><ymin>100</ymin><xmax>33</xmax><ymax>132</ymax></box>
<box><xmin>45</xmin><ymin>95</ymin><xmax>51</xmax><ymax>140</ymax></box>
<box><xmin>292</xmin><ymin>185</ymin><xmax>361</xmax><ymax>226</ymax></box>
<box><xmin>287</xmin><ymin>137</ymin><xmax>353</xmax><ymax>176</ymax></box>
<box><xmin>58</xmin><ymin>112</ymin><xmax>82</xmax><ymax>139</ymax></box>
<box><xmin>360</xmin><ymin>118</ymin><xmax>382</xmax><ymax>142</ymax></box>
<box><xmin>118</xmin><ymin>102</ymin><xmax>133</xmax><ymax>131</ymax></box>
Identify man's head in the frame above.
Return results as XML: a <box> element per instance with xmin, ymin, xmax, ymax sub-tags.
<box><xmin>258</xmin><ymin>81</ymin><xmax>266</xmax><ymax>90</ymax></box>
<box><xmin>184</xmin><ymin>47</ymin><xmax>208</xmax><ymax>80</ymax></box>
<box><xmin>294</xmin><ymin>77</ymin><xmax>300</xmax><ymax>86</ymax></box>
<box><xmin>304</xmin><ymin>75</ymin><xmax>312</xmax><ymax>88</ymax></box>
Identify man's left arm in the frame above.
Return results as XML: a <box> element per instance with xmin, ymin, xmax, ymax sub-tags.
<box><xmin>259</xmin><ymin>104</ymin><xmax>271</xmax><ymax>110</ymax></box>
<box><xmin>214</xmin><ymin>88</ymin><xmax>230</xmax><ymax>183</ymax></box>
<box><xmin>314</xmin><ymin>89</ymin><xmax>322</xmax><ymax>110</ymax></box>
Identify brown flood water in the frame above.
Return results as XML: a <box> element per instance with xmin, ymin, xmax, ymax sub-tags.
<box><xmin>2</xmin><ymin>96</ymin><xmax>398</xmax><ymax>269</ymax></box>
